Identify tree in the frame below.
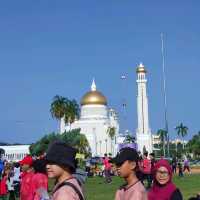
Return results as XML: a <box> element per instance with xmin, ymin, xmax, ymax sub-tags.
<box><xmin>29</xmin><ymin>129</ymin><xmax>90</xmax><ymax>157</ymax></box>
<box><xmin>64</xmin><ymin>99</ymin><xmax>80</xmax><ymax>130</ymax></box>
<box><xmin>107</xmin><ymin>127</ymin><xmax>116</xmax><ymax>155</ymax></box>
<box><xmin>187</xmin><ymin>131</ymin><xmax>200</xmax><ymax>158</ymax></box>
<box><xmin>157</xmin><ymin>129</ymin><xmax>167</xmax><ymax>157</ymax></box>
<box><xmin>175</xmin><ymin>123</ymin><xmax>188</xmax><ymax>149</ymax></box>
<box><xmin>50</xmin><ymin>96</ymin><xmax>80</xmax><ymax>132</ymax></box>
<box><xmin>50</xmin><ymin>95</ymin><xmax>67</xmax><ymax>131</ymax></box>
<box><xmin>123</xmin><ymin>135</ymin><xmax>136</xmax><ymax>143</ymax></box>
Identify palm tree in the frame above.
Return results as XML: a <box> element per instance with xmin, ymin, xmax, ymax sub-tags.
<box><xmin>123</xmin><ymin>135</ymin><xmax>136</xmax><ymax>143</ymax></box>
<box><xmin>157</xmin><ymin>129</ymin><xmax>167</xmax><ymax>157</ymax></box>
<box><xmin>64</xmin><ymin>99</ymin><xmax>80</xmax><ymax>130</ymax></box>
<box><xmin>50</xmin><ymin>96</ymin><xmax>80</xmax><ymax>132</ymax></box>
<box><xmin>175</xmin><ymin>123</ymin><xmax>188</xmax><ymax>149</ymax></box>
<box><xmin>107</xmin><ymin>127</ymin><xmax>116</xmax><ymax>155</ymax></box>
<box><xmin>50</xmin><ymin>95</ymin><xmax>67</xmax><ymax>132</ymax></box>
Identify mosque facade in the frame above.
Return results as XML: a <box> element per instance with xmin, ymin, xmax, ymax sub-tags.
<box><xmin>60</xmin><ymin>80</ymin><xmax>119</xmax><ymax>157</ymax></box>
<box><xmin>61</xmin><ymin>63</ymin><xmax>153</xmax><ymax>156</ymax></box>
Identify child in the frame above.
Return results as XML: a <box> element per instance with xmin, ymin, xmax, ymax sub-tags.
<box><xmin>19</xmin><ymin>155</ymin><xmax>34</xmax><ymax>200</ymax></box>
<box><xmin>178</xmin><ymin>162</ymin><xmax>183</xmax><ymax>177</ymax></box>
<box><xmin>45</xmin><ymin>141</ymin><xmax>85</xmax><ymax>200</ymax></box>
<box><xmin>111</xmin><ymin>147</ymin><xmax>146</xmax><ymax>200</ymax></box>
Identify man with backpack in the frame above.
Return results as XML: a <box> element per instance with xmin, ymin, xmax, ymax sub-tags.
<box><xmin>45</xmin><ymin>141</ymin><xmax>85</xmax><ymax>200</ymax></box>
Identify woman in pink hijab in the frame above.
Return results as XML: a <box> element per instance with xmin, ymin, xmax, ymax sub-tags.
<box><xmin>148</xmin><ymin>159</ymin><xmax>183</xmax><ymax>200</ymax></box>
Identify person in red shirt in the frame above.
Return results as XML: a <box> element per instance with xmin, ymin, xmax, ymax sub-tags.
<box><xmin>141</xmin><ymin>152</ymin><xmax>151</xmax><ymax>189</ymax></box>
<box><xmin>103</xmin><ymin>153</ymin><xmax>112</xmax><ymax>183</ymax></box>
<box><xmin>0</xmin><ymin>172</ymin><xmax>8</xmax><ymax>200</ymax></box>
<box><xmin>32</xmin><ymin>159</ymin><xmax>48</xmax><ymax>200</ymax></box>
<box><xmin>19</xmin><ymin>155</ymin><xmax>34</xmax><ymax>200</ymax></box>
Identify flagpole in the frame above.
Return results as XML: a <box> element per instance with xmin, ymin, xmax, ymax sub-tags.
<box><xmin>161</xmin><ymin>33</ymin><xmax>170</xmax><ymax>157</ymax></box>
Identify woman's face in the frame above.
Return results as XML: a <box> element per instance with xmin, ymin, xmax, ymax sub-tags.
<box><xmin>116</xmin><ymin>160</ymin><xmax>136</xmax><ymax>178</ymax></box>
<box><xmin>155</xmin><ymin>166</ymin><xmax>170</xmax><ymax>185</ymax></box>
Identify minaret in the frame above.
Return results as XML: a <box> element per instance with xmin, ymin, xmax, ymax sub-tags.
<box><xmin>136</xmin><ymin>63</ymin><xmax>152</xmax><ymax>154</ymax></box>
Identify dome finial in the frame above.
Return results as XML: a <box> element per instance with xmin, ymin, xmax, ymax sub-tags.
<box><xmin>139</xmin><ymin>62</ymin><xmax>144</xmax><ymax>68</ymax></box>
<box><xmin>91</xmin><ymin>78</ymin><xmax>97</xmax><ymax>91</ymax></box>
<box><xmin>136</xmin><ymin>62</ymin><xmax>147</xmax><ymax>73</ymax></box>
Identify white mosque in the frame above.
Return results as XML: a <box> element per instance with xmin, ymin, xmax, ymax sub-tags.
<box><xmin>61</xmin><ymin>63</ymin><xmax>153</xmax><ymax>156</ymax></box>
<box><xmin>60</xmin><ymin>80</ymin><xmax>119</xmax><ymax>157</ymax></box>
<box><xmin>0</xmin><ymin>63</ymin><xmax>153</xmax><ymax>162</ymax></box>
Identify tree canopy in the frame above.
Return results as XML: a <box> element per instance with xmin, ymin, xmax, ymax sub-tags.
<box><xmin>29</xmin><ymin>129</ymin><xmax>90</xmax><ymax>157</ymax></box>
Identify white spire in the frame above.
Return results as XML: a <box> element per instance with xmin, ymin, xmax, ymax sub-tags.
<box><xmin>139</xmin><ymin>62</ymin><xmax>144</xmax><ymax>68</ymax></box>
<box><xmin>91</xmin><ymin>78</ymin><xmax>97</xmax><ymax>91</ymax></box>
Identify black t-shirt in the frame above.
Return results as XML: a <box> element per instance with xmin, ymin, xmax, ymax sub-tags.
<box><xmin>170</xmin><ymin>189</ymin><xmax>183</xmax><ymax>200</ymax></box>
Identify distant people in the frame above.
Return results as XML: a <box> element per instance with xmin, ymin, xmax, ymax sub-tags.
<box><xmin>178</xmin><ymin>162</ymin><xmax>183</xmax><ymax>177</ymax></box>
<box><xmin>149</xmin><ymin>153</ymin><xmax>156</xmax><ymax>185</ymax></box>
<box><xmin>0</xmin><ymin>171</ymin><xmax>8</xmax><ymax>200</ymax></box>
<box><xmin>19</xmin><ymin>155</ymin><xmax>34</xmax><ymax>200</ymax></box>
<box><xmin>148</xmin><ymin>159</ymin><xmax>183</xmax><ymax>200</ymax></box>
<box><xmin>112</xmin><ymin>147</ymin><xmax>147</xmax><ymax>200</ymax></box>
<box><xmin>103</xmin><ymin>153</ymin><xmax>112</xmax><ymax>183</ymax></box>
<box><xmin>141</xmin><ymin>152</ymin><xmax>151</xmax><ymax>189</ymax></box>
<box><xmin>171</xmin><ymin>157</ymin><xmax>177</xmax><ymax>174</ymax></box>
<box><xmin>45</xmin><ymin>141</ymin><xmax>85</xmax><ymax>200</ymax></box>
<box><xmin>0</xmin><ymin>160</ymin><xmax>4</xmax><ymax>177</ymax></box>
<box><xmin>183</xmin><ymin>157</ymin><xmax>191</xmax><ymax>173</ymax></box>
<box><xmin>13</xmin><ymin>162</ymin><xmax>20</xmax><ymax>198</ymax></box>
<box><xmin>32</xmin><ymin>159</ymin><xmax>48</xmax><ymax>200</ymax></box>
<box><xmin>7</xmin><ymin>171</ymin><xmax>15</xmax><ymax>200</ymax></box>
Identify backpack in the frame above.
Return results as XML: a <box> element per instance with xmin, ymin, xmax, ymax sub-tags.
<box><xmin>53</xmin><ymin>181</ymin><xmax>84</xmax><ymax>200</ymax></box>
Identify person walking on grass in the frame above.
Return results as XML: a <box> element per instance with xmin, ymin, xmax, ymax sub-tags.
<box><xmin>45</xmin><ymin>140</ymin><xmax>85</xmax><ymax>200</ymax></box>
<box><xmin>19</xmin><ymin>155</ymin><xmax>34</xmax><ymax>200</ymax></box>
<box><xmin>148</xmin><ymin>159</ymin><xmax>183</xmax><ymax>200</ymax></box>
<box><xmin>103</xmin><ymin>153</ymin><xmax>112</xmax><ymax>183</ymax></box>
<box><xmin>111</xmin><ymin>147</ymin><xmax>147</xmax><ymax>200</ymax></box>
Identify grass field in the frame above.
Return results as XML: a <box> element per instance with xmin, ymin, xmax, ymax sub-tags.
<box><xmin>84</xmin><ymin>174</ymin><xmax>200</xmax><ymax>200</ymax></box>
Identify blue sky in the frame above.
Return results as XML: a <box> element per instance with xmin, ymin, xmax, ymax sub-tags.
<box><xmin>0</xmin><ymin>1</ymin><xmax>199</xmax><ymax>143</ymax></box>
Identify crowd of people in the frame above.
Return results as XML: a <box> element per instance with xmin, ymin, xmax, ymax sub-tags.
<box><xmin>0</xmin><ymin>141</ymin><xmax>199</xmax><ymax>200</ymax></box>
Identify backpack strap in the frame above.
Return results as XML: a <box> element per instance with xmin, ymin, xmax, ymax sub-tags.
<box><xmin>53</xmin><ymin>181</ymin><xmax>84</xmax><ymax>200</ymax></box>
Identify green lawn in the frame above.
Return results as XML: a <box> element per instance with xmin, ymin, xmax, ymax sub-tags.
<box><xmin>84</xmin><ymin>174</ymin><xmax>200</xmax><ymax>200</ymax></box>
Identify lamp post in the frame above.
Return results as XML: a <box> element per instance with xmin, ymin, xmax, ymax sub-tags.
<box><xmin>99</xmin><ymin>140</ymin><xmax>102</xmax><ymax>155</ymax></box>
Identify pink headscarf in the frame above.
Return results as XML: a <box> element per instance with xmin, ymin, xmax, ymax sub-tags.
<box><xmin>148</xmin><ymin>159</ymin><xmax>177</xmax><ymax>200</ymax></box>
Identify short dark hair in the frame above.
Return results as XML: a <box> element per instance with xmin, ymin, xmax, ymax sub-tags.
<box><xmin>32</xmin><ymin>159</ymin><xmax>47</xmax><ymax>174</ymax></box>
<box><xmin>144</xmin><ymin>152</ymin><xmax>148</xmax><ymax>157</ymax></box>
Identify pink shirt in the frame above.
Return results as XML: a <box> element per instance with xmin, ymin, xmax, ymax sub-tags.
<box><xmin>115</xmin><ymin>181</ymin><xmax>147</xmax><ymax>200</ymax></box>
<box><xmin>142</xmin><ymin>159</ymin><xmax>151</xmax><ymax>174</ymax></box>
<box><xmin>52</xmin><ymin>178</ymin><xmax>83</xmax><ymax>200</ymax></box>
<box><xmin>32</xmin><ymin>173</ymin><xmax>48</xmax><ymax>200</ymax></box>
<box><xmin>103</xmin><ymin>157</ymin><xmax>111</xmax><ymax>170</ymax></box>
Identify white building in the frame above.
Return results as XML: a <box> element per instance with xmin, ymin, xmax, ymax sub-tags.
<box><xmin>61</xmin><ymin>80</ymin><xmax>119</xmax><ymax>157</ymax></box>
<box><xmin>0</xmin><ymin>145</ymin><xmax>30</xmax><ymax>162</ymax></box>
<box><xmin>136</xmin><ymin>63</ymin><xmax>153</xmax><ymax>154</ymax></box>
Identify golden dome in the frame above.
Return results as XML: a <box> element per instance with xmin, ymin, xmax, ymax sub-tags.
<box><xmin>81</xmin><ymin>90</ymin><xmax>107</xmax><ymax>106</ymax></box>
<box><xmin>136</xmin><ymin>63</ymin><xmax>147</xmax><ymax>73</ymax></box>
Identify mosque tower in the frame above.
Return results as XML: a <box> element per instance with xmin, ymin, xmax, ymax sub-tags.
<box><xmin>136</xmin><ymin>63</ymin><xmax>153</xmax><ymax>154</ymax></box>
